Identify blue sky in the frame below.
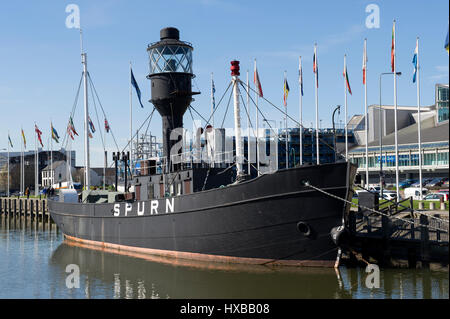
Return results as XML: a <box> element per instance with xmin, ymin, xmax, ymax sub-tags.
<box><xmin>0</xmin><ymin>0</ymin><xmax>448</xmax><ymax>166</ymax></box>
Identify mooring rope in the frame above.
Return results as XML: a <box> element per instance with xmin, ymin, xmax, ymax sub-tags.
<box><xmin>302</xmin><ymin>181</ymin><xmax>449</xmax><ymax>233</ymax></box>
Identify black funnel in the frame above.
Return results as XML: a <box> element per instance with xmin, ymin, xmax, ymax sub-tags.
<box><xmin>147</xmin><ymin>27</ymin><xmax>196</xmax><ymax>172</ymax></box>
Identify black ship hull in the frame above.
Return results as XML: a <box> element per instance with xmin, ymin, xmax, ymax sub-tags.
<box><xmin>49</xmin><ymin>162</ymin><xmax>356</xmax><ymax>267</ymax></box>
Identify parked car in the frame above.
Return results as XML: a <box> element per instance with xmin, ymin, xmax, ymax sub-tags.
<box><xmin>436</xmin><ymin>191</ymin><xmax>449</xmax><ymax>201</ymax></box>
<box><xmin>368</xmin><ymin>186</ymin><xmax>381</xmax><ymax>193</ymax></box>
<box><xmin>423</xmin><ymin>193</ymin><xmax>445</xmax><ymax>201</ymax></box>
<box><xmin>399</xmin><ymin>179</ymin><xmax>417</xmax><ymax>188</ymax></box>
<box><xmin>380</xmin><ymin>191</ymin><xmax>399</xmax><ymax>201</ymax></box>
<box><xmin>424</xmin><ymin>178</ymin><xmax>444</xmax><ymax>187</ymax></box>
<box><xmin>404</xmin><ymin>187</ymin><xmax>428</xmax><ymax>200</ymax></box>
<box><xmin>411</xmin><ymin>178</ymin><xmax>433</xmax><ymax>187</ymax></box>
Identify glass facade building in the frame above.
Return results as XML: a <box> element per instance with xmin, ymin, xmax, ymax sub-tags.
<box><xmin>436</xmin><ymin>84</ymin><xmax>449</xmax><ymax>123</ymax></box>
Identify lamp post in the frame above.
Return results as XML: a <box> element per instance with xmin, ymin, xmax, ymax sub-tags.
<box><xmin>379</xmin><ymin>71</ymin><xmax>401</xmax><ymax>199</ymax></box>
<box><xmin>332</xmin><ymin>105</ymin><xmax>341</xmax><ymax>161</ymax></box>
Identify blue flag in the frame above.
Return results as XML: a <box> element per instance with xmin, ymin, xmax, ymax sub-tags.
<box><xmin>131</xmin><ymin>68</ymin><xmax>144</xmax><ymax>108</ymax></box>
<box><xmin>412</xmin><ymin>43</ymin><xmax>418</xmax><ymax>83</ymax></box>
<box><xmin>212</xmin><ymin>79</ymin><xmax>216</xmax><ymax>109</ymax></box>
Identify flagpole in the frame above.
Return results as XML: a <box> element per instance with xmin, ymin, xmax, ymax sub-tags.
<box><xmin>82</xmin><ymin>48</ymin><xmax>90</xmax><ymax>191</ymax></box>
<box><xmin>416</xmin><ymin>37</ymin><xmax>423</xmax><ymax>200</ymax></box>
<box><xmin>364</xmin><ymin>39</ymin><xmax>369</xmax><ymax>187</ymax></box>
<box><xmin>211</xmin><ymin>72</ymin><xmax>216</xmax><ymax>168</ymax></box>
<box><xmin>393</xmin><ymin>20</ymin><xmax>400</xmax><ymax>201</ymax></box>
<box><xmin>254</xmin><ymin>59</ymin><xmax>260</xmax><ymax>175</ymax></box>
<box><xmin>35</xmin><ymin>124</ymin><xmax>38</xmax><ymax>197</ymax></box>
<box><xmin>51</xmin><ymin>125</ymin><xmax>53</xmax><ymax>189</ymax></box>
<box><xmin>344</xmin><ymin>54</ymin><xmax>348</xmax><ymax>160</ymax></box>
<box><xmin>7</xmin><ymin>133</ymin><xmax>10</xmax><ymax>197</ymax></box>
<box><xmin>314</xmin><ymin>44</ymin><xmax>320</xmax><ymax>165</ymax></box>
<box><xmin>20</xmin><ymin>130</ymin><xmax>23</xmax><ymax>196</ymax></box>
<box><xmin>211</xmin><ymin>73</ymin><xmax>215</xmax><ymax>128</ymax></box>
<box><xmin>284</xmin><ymin>71</ymin><xmax>288</xmax><ymax>169</ymax></box>
<box><xmin>246</xmin><ymin>70</ymin><xmax>251</xmax><ymax>174</ymax></box>
<box><xmin>130</xmin><ymin>62</ymin><xmax>134</xmax><ymax>179</ymax></box>
<box><xmin>299</xmin><ymin>56</ymin><xmax>303</xmax><ymax>166</ymax></box>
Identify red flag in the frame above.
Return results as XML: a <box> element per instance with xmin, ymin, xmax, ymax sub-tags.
<box><xmin>35</xmin><ymin>124</ymin><xmax>44</xmax><ymax>147</ymax></box>
<box><xmin>362</xmin><ymin>40</ymin><xmax>367</xmax><ymax>85</ymax></box>
<box><xmin>391</xmin><ymin>21</ymin><xmax>395</xmax><ymax>72</ymax></box>
<box><xmin>254</xmin><ymin>62</ymin><xmax>263</xmax><ymax>97</ymax></box>
<box><xmin>105</xmin><ymin>118</ymin><xmax>110</xmax><ymax>133</ymax></box>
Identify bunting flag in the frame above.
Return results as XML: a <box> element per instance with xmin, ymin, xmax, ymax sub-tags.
<box><xmin>362</xmin><ymin>41</ymin><xmax>368</xmax><ymax>85</ymax></box>
<box><xmin>131</xmin><ymin>68</ymin><xmax>144</xmax><ymax>108</ymax></box>
<box><xmin>105</xmin><ymin>118</ymin><xmax>110</xmax><ymax>133</ymax></box>
<box><xmin>69</xmin><ymin>117</ymin><xmax>79</xmax><ymax>136</ymax></box>
<box><xmin>88</xmin><ymin>116</ymin><xmax>96</xmax><ymax>134</ymax></box>
<box><xmin>8</xmin><ymin>134</ymin><xmax>13</xmax><ymax>148</ymax></box>
<box><xmin>21</xmin><ymin>128</ymin><xmax>26</xmax><ymax>149</ymax></box>
<box><xmin>412</xmin><ymin>40</ymin><xmax>418</xmax><ymax>83</ymax></box>
<box><xmin>283</xmin><ymin>76</ymin><xmax>290</xmax><ymax>106</ymax></box>
<box><xmin>35</xmin><ymin>124</ymin><xmax>44</xmax><ymax>148</ymax></box>
<box><xmin>67</xmin><ymin>124</ymin><xmax>74</xmax><ymax>140</ymax></box>
<box><xmin>343</xmin><ymin>60</ymin><xmax>352</xmax><ymax>95</ymax></box>
<box><xmin>299</xmin><ymin>56</ymin><xmax>303</xmax><ymax>96</ymax></box>
<box><xmin>254</xmin><ymin>63</ymin><xmax>263</xmax><ymax>97</ymax></box>
<box><xmin>51</xmin><ymin>123</ymin><xmax>60</xmax><ymax>143</ymax></box>
<box><xmin>313</xmin><ymin>48</ymin><xmax>319</xmax><ymax>88</ymax></box>
<box><xmin>391</xmin><ymin>21</ymin><xmax>396</xmax><ymax>72</ymax></box>
<box><xmin>212</xmin><ymin>78</ymin><xmax>216</xmax><ymax>109</ymax></box>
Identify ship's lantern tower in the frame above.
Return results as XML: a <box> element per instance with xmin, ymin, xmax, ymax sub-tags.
<box><xmin>147</xmin><ymin>27</ymin><xmax>196</xmax><ymax>172</ymax></box>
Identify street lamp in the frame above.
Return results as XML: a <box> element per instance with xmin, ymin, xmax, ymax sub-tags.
<box><xmin>379</xmin><ymin>71</ymin><xmax>401</xmax><ymax>199</ymax></box>
<box><xmin>332</xmin><ymin>106</ymin><xmax>341</xmax><ymax>161</ymax></box>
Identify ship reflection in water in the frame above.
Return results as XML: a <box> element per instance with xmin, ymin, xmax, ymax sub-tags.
<box><xmin>49</xmin><ymin>239</ymin><xmax>449</xmax><ymax>299</ymax></box>
<box><xmin>0</xmin><ymin>217</ymin><xmax>448</xmax><ymax>299</ymax></box>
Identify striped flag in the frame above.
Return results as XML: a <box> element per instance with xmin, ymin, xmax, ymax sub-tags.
<box><xmin>88</xmin><ymin>116</ymin><xmax>96</xmax><ymax>134</ymax></box>
<box><xmin>254</xmin><ymin>62</ymin><xmax>263</xmax><ymax>97</ymax></box>
<box><xmin>391</xmin><ymin>21</ymin><xmax>396</xmax><ymax>72</ymax></box>
<box><xmin>211</xmin><ymin>78</ymin><xmax>216</xmax><ymax>110</ymax></box>
<box><xmin>299</xmin><ymin>56</ymin><xmax>303</xmax><ymax>96</ymax></box>
<box><xmin>21</xmin><ymin>128</ymin><xmax>26</xmax><ymax>149</ymax></box>
<box><xmin>69</xmin><ymin>117</ymin><xmax>79</xmax><ymax>136</ymax></box>
<box><xmin>35</xmin><ymin>124</ymin><xmax>44</xmax><ymax>148</ymax></box>
<box><xmin>51</xmin><ymin>123</ymin><xmax>60</xmax><ymax>143</ymax></box>
<box><xmin>8</xmin><ymin>134</ymin><xmax>13</xmax><ymax>148</ymax></box>
<box><xmin>313</xmin><ymin>47</ymin><xmax>318</xmax><ymax>88</ymax></box>
<box><xmin>412</xmin><ymin>40</ymin><xmax>418</xmax><ymax>83</ymax></box>
<box><xmin>283</xmin><ymin>76</ymin><xmax>290</xmax><ymax>106</ymax></box>
<box><xmin>67</xmin><ymin>125</ymin><xmax>74</xmax><ymax>140</ymax></box>
<box><xmin>362</xmin><ymin>40</ymin><xmax>368</xmax><ymax>85</ymax></box>
<box><xmin>343</xmin><ymin>58</ymin><xmax>352</xmax><ymax>95</ymax></box>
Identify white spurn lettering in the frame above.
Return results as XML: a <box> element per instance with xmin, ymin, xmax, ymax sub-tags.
<box><xmin>125</xmin><ymin>203</ymin><xmax>132</xmax><ymax>216</ymax></box>
<box><xmin>166</xmin><ymin>198</ymin><xmax>174</xmax><ymax>213</ymax></box>
<box><xmin>151</xmin><ymin>200</ymin><xmax>159</xmax><ymax>215</ymax></box>
<box><xmin>137</xmin><ymin>202</ymin><xmax>145</xmax><ymax>216</ymax></box>
<box><xmin>113</xmin><ymin>204</ymin><xmax>120</xmax><ymax>217</ymax></box>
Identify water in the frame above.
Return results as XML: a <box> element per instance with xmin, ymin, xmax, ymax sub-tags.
<box><xmin>0</xmin><ymin>215</ymin><xmax>448</xmax><ymax>299</ymax></box>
